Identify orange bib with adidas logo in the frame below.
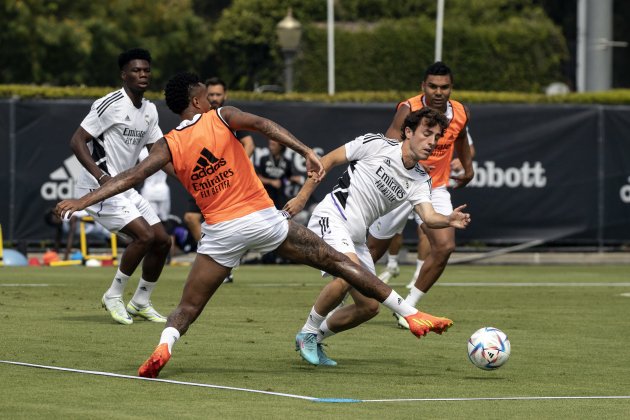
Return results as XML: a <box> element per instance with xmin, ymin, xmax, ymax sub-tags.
<box><xmin>165</xmin><ymin>110</ymin><xmax>273</xmax><ymax>224</ymax></box>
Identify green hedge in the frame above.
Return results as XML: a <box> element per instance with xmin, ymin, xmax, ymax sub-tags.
<box><xmin>295</xmin><ymin>14</ymin><xmax>568</xmax><ymax>93</ymax></box>
<box><xmin>2</xmin><ymin>84</ymin><xmax>630</xmax><ymax>105</ymax></box>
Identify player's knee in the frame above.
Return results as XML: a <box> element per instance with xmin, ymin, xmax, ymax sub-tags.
<box><xmin>433</xmin><ymin>241</ymin><xmax>455</xmax><ymax>258</ymax></box>
<box><xmin>134</xmin><ymin>229</ymin><xmax>156</xmax><ymax>249</ymax></box>
<box><xmin>358</xmin><ymin>300</ymin><xmax>380</xmax><ymax>319</ymax></box>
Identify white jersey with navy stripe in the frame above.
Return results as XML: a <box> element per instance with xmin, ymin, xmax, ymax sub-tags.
<box><xmin>76</xmin><ymin>88</ymin><xmax>163</xmax><ymax>189</ymax></box>
<box><xmin>315</xmin><ymin>133</ymin><xmax>432</xmax><ymax>243</ymax></box>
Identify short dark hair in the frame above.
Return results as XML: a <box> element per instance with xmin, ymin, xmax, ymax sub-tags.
<box><xmin>118</xmin><ymin>48</ymin><xmax>152</xmax><ymax>70</ymax></box>
<box><xmin>165</xmin><ymin>72</ymin><xmax>202</xmax><ymax>115</ymax></box>
<box><xmin>401</xmin><ymin>108</ymin><xmax>449</xmax><ymax>140</ymax></box>
<box><xmin>205</xmin><ymin>77</ymin><xmax>226</xmax><ymax>90</ymax></box>
<box><xmin>423</xmin><ymin>61</ymin><xmax>453</xmax><ymax>83</ymax></box>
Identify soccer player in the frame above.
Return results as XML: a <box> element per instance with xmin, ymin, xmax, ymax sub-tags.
<box><xmin>285</xmin><ymin>108</ymin><xmax>471</xmax><ymax>366</ymax></box>
<box><xmin>56</xmin><ymin>72</ymin><xmax>444</xmax><ymax>378</ymax></box>
<box><xmin>69</xmin><ymin>48</ymin><xmax>170</xmax><ymax>325</ymax></box>
<box><xmin>367</xmin><ymin>61</ymin><xmax>474</xmax><ymax>328</ymax></box>
<box><xmin>183</xmin><ymin>77</ymin><xmax>255</xmax><ymax>282</ymax></box>
<box><xmin>378</xmin><ymin>130</ymin><xmax>476</xmax><ymax>288</ymax></box>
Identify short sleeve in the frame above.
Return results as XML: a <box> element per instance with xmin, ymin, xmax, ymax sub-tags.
<box><xmin>344</xmin><ymin>133</ymin><xmax>382</xmax><ymax>162</ymax></box>
<box><xmin>145</xmin><ymin>104</ymin><xmax>164</xmax><ymax>145</ymax></box>
<box><xmin>408</xmin><ymin>179</ymin><xmax>432</xmax><ymax>206</ymax></box>
<box><xmin>80</xmin><ymin>100</ymin><xmax>113</xmax><ymax>138</ymax></box>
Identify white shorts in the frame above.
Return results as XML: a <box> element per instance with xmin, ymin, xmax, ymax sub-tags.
<box><xmin>196</xmin><ymin>207</ymin><xmax>289</xmax><ymax>268</ymax></box>
<box><xmin>307</xmin><ymin>209</ymin><xmax>375</xmax><ymax>277</ymax></box>
<box><xmin>368</xmin><ymin>186</ymin><xmax>453</xmax><ymax>239</ymax></box>
<box><xmin>146</xmin><ymin>199</ymin><xmax>171</xmax><ymax>221</ymax></box>
<box><xmin>76</xmin><ymin>187</ymin><xmax>161</xmax><ymax>233</ymax></box>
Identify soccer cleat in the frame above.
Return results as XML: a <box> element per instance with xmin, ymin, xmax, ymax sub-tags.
<box><xmin>377</xmin><ymin>265</ymin><xmax>400</xmax><ymax>284</ymax></box>
<box><xmin>138</xmin><ymin>343</ymin><xmax>171</xmax><ymax>378</ymax></box>
<box><xmin>317</xmin><ymin>344</ymin><xmax>337</xmax><ymax>366</ymax></box>
<box><xmin>393</xmin><ymin>312</ymin><xmax>410</xmax><ymax>329</ymax></box>
<box><xmin>403</xmin><ymin>311</ymin><xmax>454</xmax><ymax>337</ymax></box>
<box><xmin>295</xmin><ymin>332</ymin><xmax>319</xmax><ymax>365</ymax></box>
<box><xmin>101</xmin><ymin>295</ymin><xmax>133</xmax><ymax>325</ymax></box>
<box><xmin>126</xmin><ymin>301</ymin><xmax>167</xmax><ymax>323</ymax></box>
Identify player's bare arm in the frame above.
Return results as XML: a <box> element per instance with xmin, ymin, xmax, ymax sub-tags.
<box><xmin>414</xmin><ymin>202</ymin><xmax>471</xmax><ymax>229</ymax></box>
<box><xmin>70</xmin><ymin>126</ymin><xmax>109</xmax><ymax>184</ymax></box>
<box><xmin>56</xmin><ymin>139</ymin><xmax>172</xmax><ymax>219</ymax></box>
<box><xmin>283</xmin><ymin>145</ymin><xmax>348</xmax><ymax>217</ymax></box>
<box><xmin>451</xmin><ymin>106</ymin><xmax>474</xmax><ymax>188</ymax></box>
<box><xmin>147</xmin><ymin>142</ymin><xmax>176</xmax><ymax>177</ymax></box>
<box><xmin>384</xmin><ymin>103</ymin><xmax>411</xmax><ymax>140</ymax></box>
<box><xmin>220</xmin><ymin>106</ymin><xmax>324</xmax><ymax>181</ymax></box>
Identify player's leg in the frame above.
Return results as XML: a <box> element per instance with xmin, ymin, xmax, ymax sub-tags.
<box><xmin>276</xmin><ymin>221</ymin><xmax>430</xmax><ymax>339</ymax></box>
<box><xmin>406</xmin><ymin>224</ymin><xmax>431</xmax><ymax>288</ymax></box>
<box><xmin>380</xmin><ymin>233</ymin><xmax>402</xmax><ymax>282</ymax></box>
<box><xmin>138</xmin><ymin>253</ymin><xmax>230</xmax><ymax>378</ymax></box>
<box><xmin>121</xmin><ymin>192</ymin><xmax>171</xmax><ymax>322</ymax></box>
<box><xmin>367</xmin><ymin>204</ymin><xmax>411</xmax><ymax>283</ymax></box>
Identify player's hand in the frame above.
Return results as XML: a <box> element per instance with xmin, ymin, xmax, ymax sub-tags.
<box><xmin>283</xmin><ymin>196</ymin><xmax>306</xmax><ymax>217</ymax></box>
<box><xmin>448</xmin><ymin>204</ymin><xmax>471</xmax><ymax>229</ymax></box>
<box><xmin>55</xmin><ymin>199</ymin><xmax>85</xmax><ymax>220</ymax></box>
<box><xmin>450</xmin><ymin>158</ymin><xmax>463</xmax><ymax>173</ymax></box>
<box><xmin>98</xmin><ymin>173</ymin><xmax>111</xmax><ymax>186</ymax></box>
<box><xmin>304</xmin><ymin>149</ymin><xmax>325</xmax><ymax>182</ymax></box>
<box><xmin>449</xmin><ymin>169</ymin><xmax>474</xmax><ymax>189</ymax></box>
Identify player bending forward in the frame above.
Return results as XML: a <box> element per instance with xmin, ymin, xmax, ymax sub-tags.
<box><xmin>56</xmin><ymin>72</ymin><xmax>452</xmax><ymax>378</ymax></box>
<box><xmin>284</xmin><ymin>108</ymin><xmax>471</xmax><ymax>366</ymax></box>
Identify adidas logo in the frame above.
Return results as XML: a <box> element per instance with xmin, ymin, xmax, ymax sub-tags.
<box><xmin>140</xmin><ymin>286</ymin><xmax>147</xmax><ymax>291</ymax></box>
<box><xmin>41</xmin><ymin>155</ymin><xmax>83</xmax><ymax>200</ymax></box>
<box><xmin>125</xmin><ymin>115</ymin><xmax>131</xmax><ymax>122</ymax></box>
<box><xmin>384</xmin><ymin>158</ymin><xmax>391</xmax><ymax>166</ymax></box>
<box><xmin>190</xmin><ymin>148</ymin><xmax>227</xmax><ymax>180</ymax></box>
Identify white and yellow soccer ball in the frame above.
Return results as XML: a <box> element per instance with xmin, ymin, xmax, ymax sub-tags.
<box><xmin>467</xmin><ymin>327</ymin><xmax>511</xmax><ymax>370</ymax></box>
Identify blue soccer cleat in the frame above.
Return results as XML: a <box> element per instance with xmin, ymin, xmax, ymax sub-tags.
<box><xmin>295</xmin><ymin>332</ymin><xmax>319</xmax><ymax>365</ymax></box>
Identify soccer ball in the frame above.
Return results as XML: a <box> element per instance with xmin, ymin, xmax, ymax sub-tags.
<box><xmin>467</xmin><ymin>327</ymin><xmax>511</xmax><ymax>370</ymax></box>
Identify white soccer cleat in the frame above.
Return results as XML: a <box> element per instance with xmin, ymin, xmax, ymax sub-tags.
<box><xmin>101</xmin><ymin>295</ymin><xmax>133</xmax><ymax>325</ymax></box>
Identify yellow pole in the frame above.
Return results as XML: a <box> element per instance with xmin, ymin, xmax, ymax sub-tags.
<box><xmin>79</xmin><ymin>218</ymin><xmax>88</xmax><ymax>260</ymax></box>
<box><xmin>110</xmin><ymin>233</ymin><xmax>118</xmax><ymax>265</ymax></box>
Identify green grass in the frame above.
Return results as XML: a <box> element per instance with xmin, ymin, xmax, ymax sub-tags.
<box><xmin>1</xmin><ymin>264</ymin><xmax>629</xmax><ymax>418</ymax></box>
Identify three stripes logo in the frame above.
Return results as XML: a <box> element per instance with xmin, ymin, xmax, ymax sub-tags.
<box><xmin>190</xmin><ymin>148</ymin><xmax>227</xmax><ymax>180</ymax></box>
<box><xmin>318</xmin><ymin>217</ymin><xmax>330</xmax><ymax>237</ymax></box>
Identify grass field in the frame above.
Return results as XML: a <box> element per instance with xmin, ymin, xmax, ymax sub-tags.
<box><xmin>1</xmin><ymin>263</ymin><xmax>629</xmax><ymax>418</ymax></box>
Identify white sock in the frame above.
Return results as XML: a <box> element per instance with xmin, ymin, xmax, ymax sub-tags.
<box><xmin>405</xmin><ymin>286</ymin><xmax>426</xmax><ymax>308</ymax></box>
<box><xmin>301</xmin><ymin>307</ymin><xmax>326</xmax><ymax>334</ymax></box>
<box><xmin>317</xmin><ymin>320</ymin><xmax>337</xmax><ymax>343</ymax></box>
<box><xmin>131</xmin><ymin>278</ymin><xmax>156</xmax><ymax>307</ymax></box>
<box><xmin>382</xmin><ymin>291</ymin><xmax>417</xmax><ymax>317</ymax></box>
<box><xmin>387</xmin><ymin>253</ymin><xmax>399</xmax><ymax>268</ymax></box>
<box><xmin>159</xmin><ymin>327</ymin><xmax>180</xmax><ymax>354</ymax></box>
<box><xmin>413</xmin><ymin>259</ymin><xmax>424</xmax><ymax>278</ymax></box>
<box><xmin>105</xmin><ymin>269</ymin><xmax>130</xmax><ymax>298</ymax></box>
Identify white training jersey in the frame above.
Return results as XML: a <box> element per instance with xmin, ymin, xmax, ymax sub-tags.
<box><xmin>138</xmin><ymin>148</ymin><xmax>169</xmax><ymax>201</ymax></box>
<box><xmin>76</xmin><ymin>88</ymin><xmax>163</xmax><ymax>189</ymax></box>
<box><xmin>317</xmin><ymin>133</ymin><xmax>432</xmax><ymax>243</ymax></box>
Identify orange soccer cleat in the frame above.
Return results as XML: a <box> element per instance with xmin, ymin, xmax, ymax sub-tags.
<box><xmin>403</xmin><ymin>311</ymin><xmax>453</xmax><ymax>338</ymax></box>
<box><xmin>138</xmin><ymin>343</ymin><xmax>171</xmax><ymax>378</ymax></box>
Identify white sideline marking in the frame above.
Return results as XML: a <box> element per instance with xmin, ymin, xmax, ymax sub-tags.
<box><xmin>248</xmin><ymin>282</ymin><xmax>630</xmax><ymax>288</ymax></box>
<box><xmin>0</xmin><ymin>284</ymin><xmax>53</xmax><ymax>287</ymax></box>
<box><xmin>2</xmin><ymin>360</ymin><xmax>629</xmax><ymax>404</ymax></box>
<box><xmin>0</xmin><ymin>360</ymin><xmax>317</xmax><ymax>401</ymax></box>
<box><xmin>360</xmin><ymin>396</ymin><xmax>630</xmax><ymax>403</ymax></box>
<box><xmin>620</xmin><ymin>293</ymin><xmax>630</xmax><ymax>297</ymax></box>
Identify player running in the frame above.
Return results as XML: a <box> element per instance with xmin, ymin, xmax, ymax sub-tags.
<box><xmin>284</xmin><ymin>108</ymin><xmax>471</xmax><ymax>366</ymax></box>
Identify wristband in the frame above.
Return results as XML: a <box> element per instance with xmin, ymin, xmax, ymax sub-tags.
<box><xmin>98</xmin><ymin>173</ymin><xmax>108</xmax><ymax>181</ymax></box>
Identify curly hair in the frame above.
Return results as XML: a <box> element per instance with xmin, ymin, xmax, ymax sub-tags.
<box><xmin>400</xmin><ymin>108</ymin><xmax>448</xmax><ymax>140</ymax></box>
<box><xmin>164</xmin><ymin>72</ymin><xmax>202</xmax><ymax>115</ymax></box>
<box><xmin>118</xmin><ymin>48</ymin><xmax>152</xmax><ymax>70</ymax></box>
